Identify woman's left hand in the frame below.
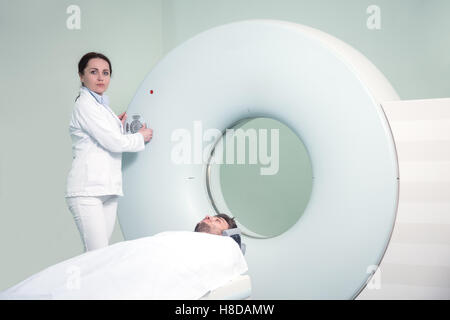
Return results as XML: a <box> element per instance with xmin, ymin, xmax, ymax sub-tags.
<box><xmin>118</xmin><ymin>112</ymin><xmax>127</xmax><ymax>127</ymax></box>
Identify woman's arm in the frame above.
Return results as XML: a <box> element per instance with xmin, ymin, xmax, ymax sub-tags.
<box><xmin>74</xmin><ymin>103</ymin><xmax>145</xmax><ymax>153</ymax></box>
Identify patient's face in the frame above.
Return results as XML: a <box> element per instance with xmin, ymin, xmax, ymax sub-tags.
<box><xmin>195</xmin><ymin>215</ymin><xmax>229</xmax><ymax>235</ymax></box>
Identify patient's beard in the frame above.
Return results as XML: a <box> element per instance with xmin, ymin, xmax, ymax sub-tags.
<box><xmin>195</xmin><ymin>222</ymin><xmax>211</xmax><ymax>234</ymax></box>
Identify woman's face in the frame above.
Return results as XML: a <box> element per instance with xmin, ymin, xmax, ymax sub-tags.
<box><xmin>79</xmin><ymin>58</ymin><xmax>111</xmax><ymax>95</ymax></box>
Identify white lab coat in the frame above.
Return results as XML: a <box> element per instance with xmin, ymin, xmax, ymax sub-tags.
<box><xmin>65</xmin><ymin>87</ymin><xmax>145</xmax><ymax>197</ymax></box>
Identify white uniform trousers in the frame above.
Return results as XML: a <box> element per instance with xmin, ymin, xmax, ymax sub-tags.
<box><xmin>65</xmin><ymin>195</ymin><xmax>118</xmax><ymax>252</ymax></box>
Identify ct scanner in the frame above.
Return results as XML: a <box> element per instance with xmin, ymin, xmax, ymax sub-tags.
<box><xmin>119</xmin><ymin>20</ymin><xmax>450</xmax><ymax>299</ymax></box>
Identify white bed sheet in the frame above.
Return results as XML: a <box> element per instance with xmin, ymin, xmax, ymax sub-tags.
<box><xmin>200</xmin><ymin>275</ymin><xmax>251</xmax><ymax>300</ymax></box>
<box><xmin>0</xmin><ymin>231</ymin><xmax>248</xmax><ymax>300</ymax></box>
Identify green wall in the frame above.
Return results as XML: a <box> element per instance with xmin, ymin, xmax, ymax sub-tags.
<box><xmin>0</xmin><ymin>0</ymin><xmax>163</xmax><ymax>291</ymax></box>
<box><xmin>162</xmin><ymin>0</ymin><xmax>450</xmax><ymax>100</ymax></box>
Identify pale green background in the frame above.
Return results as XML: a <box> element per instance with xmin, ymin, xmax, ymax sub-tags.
<box><xmin>217</xmin><ymin>118</ymin><xmax>313</xmax><ymax>238</ymax></box>
<box><xmin>0</xmin><ymin>0</ymin><xmax>449</xmax><ymax>291</ymax></box>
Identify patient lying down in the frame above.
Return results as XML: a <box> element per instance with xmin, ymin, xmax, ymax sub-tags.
<box><xmin>194</xmin><ymin>213</ymin><xmax>237</xmax><ymax>234</ymax></box>
<box><xmin>0</xmin><ymin>214</ymin><xmax>248</xmax><ymax>300</ymax></box>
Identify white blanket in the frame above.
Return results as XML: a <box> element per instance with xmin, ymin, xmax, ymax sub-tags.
<box><xmin>0</xmin><ymin>231</ymin><xmax>248</xmax><ymax>300</ymax></box>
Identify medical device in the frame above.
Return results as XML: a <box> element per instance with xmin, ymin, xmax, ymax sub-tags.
<box><xmin>124</xmin><ymin>114</ymin><xmax>146</xmax><ymax>134</ymax></box>
<box><xmin>119</xmin><ymin>20</ymin><xmax>450</xmax><ymax>299</ymax></box>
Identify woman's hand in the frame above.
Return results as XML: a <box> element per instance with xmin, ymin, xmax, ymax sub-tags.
<box><xmin>118</xmin><ymin>112</ymin><xmax>127</xmax><ymax>127</ymax></box>
<box><xmin>138</xmin><ymin>123</ymin><xmax>153</xmax><ymax>143</ymax></box>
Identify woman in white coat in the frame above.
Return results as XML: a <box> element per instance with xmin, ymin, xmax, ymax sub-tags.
<box><xmin>65</xmin><ymin>52</ymin><xmax>153</xmax><ymax>252</ymax></box>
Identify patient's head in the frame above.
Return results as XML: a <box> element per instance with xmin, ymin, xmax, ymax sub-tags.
<box><xmin>194</xmin><ymin>213</ymin><xmax>237</xmax><ymax>235</ymax></box>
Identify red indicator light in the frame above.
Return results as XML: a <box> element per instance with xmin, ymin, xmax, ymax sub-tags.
<box><xmin>150</xmin><ymin>90</ymin><xmax>154</xmax><ymax>94</ymax></box>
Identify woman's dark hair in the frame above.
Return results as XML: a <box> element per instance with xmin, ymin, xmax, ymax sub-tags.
<box><xmin>75</xmin><ymin>52</ymin><xmax>112</xmax><ymax>101</ymax></box>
